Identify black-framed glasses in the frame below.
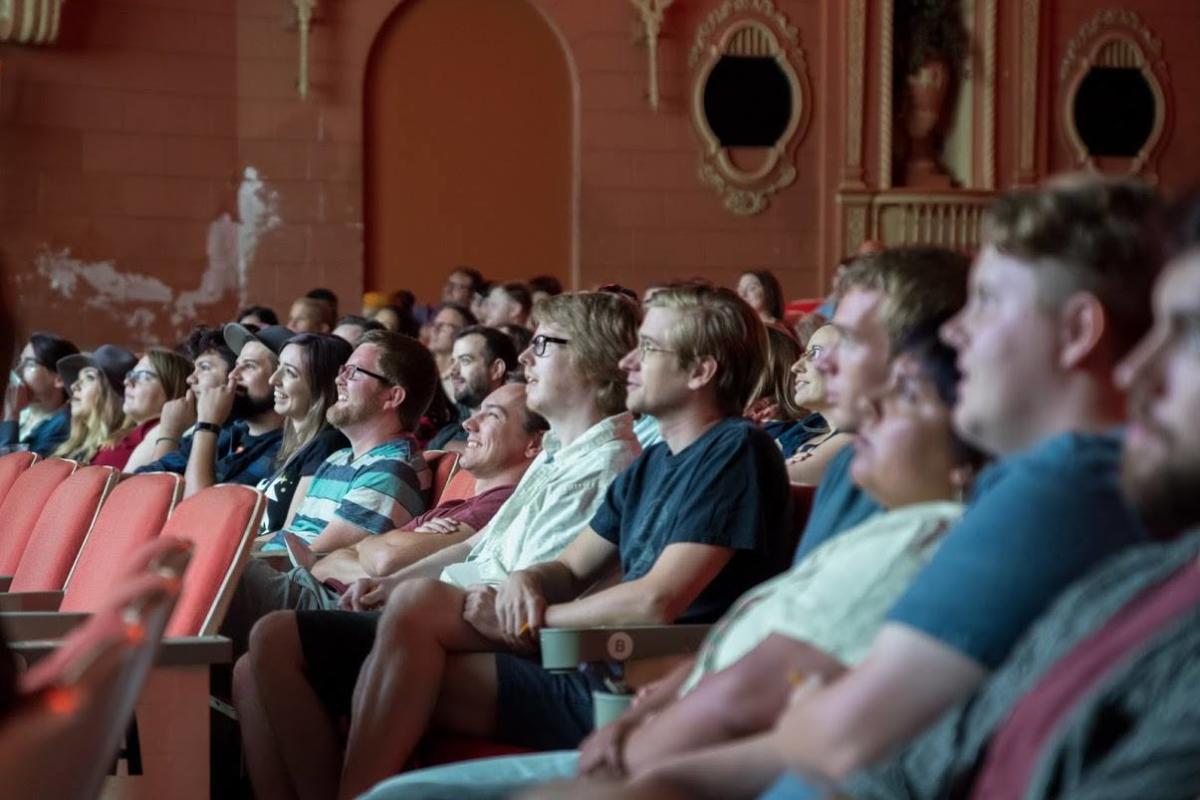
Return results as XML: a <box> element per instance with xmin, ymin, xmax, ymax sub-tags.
<box><xmin>530</xmin><ymin>334</ymin><xmax>569</xmax><ymax>358</ymax></box>
<box><xmin>339</xmin><ymin>363</ymin><xmax>394</xmax><ymax>385</ymax></box>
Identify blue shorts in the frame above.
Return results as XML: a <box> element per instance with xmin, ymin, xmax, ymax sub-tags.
<box><xmin>493</xmin><ymin>653</ymin><xmax>595</xmax><ymax>750</ymax></box>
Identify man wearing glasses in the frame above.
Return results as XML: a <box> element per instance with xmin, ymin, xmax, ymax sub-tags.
<box><xmin>234</xmin><ymin>291</ymin><xmax>643</xmax><ymax>800</ymax></box>
<box><xmin>267</xmin><ymin>330</ymin><xmax>439</xmax><ymax>555</ymax></box>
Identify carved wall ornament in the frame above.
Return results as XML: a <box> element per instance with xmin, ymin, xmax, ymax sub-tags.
<box><xmin>630</xmin><ymin>0</ymin><xmax>675</xmax><ymax>112</ymax></box>
<box><xmin>294</xmin><ymin>0</ymin><xmax>318</xmax><ymax>100</ymax></box>
<box><xmin>0</xmin><ymin>0</ymin><xmax>65</xmax><ymax>45</ymax></box>
<box><xmin>1058</xmin><ymin>8</ymin><xmax>1170</xmax><ymax>182</ymax></box>
<box><xmin>690</xmin><ymin>0</ymin><xmax>812</xmax><ymax>215</ymax></box>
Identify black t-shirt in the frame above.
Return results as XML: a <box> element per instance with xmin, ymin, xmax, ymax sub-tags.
<box><xmin>589</xmin><ymin>416</ymin><xmax>794</xmax><ymax>624</ymax></box>
<box><xmin>258</xmin><ymin>426</ymin><xmax>350</xmax><ymax>534</ymax></box>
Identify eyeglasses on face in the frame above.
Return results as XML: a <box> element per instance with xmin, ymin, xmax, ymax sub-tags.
<box><xmin>339</xmin><ymin>363</ymin><xmax>394</xmax><ymax>385</ymax></box>
<box><xmin>124</xmin><ymin>369</ymin><xmax>160</xmax><ymax>386</ymax></box>
<box><xmin>634</xmin><ymin>340</ymin><xmax>677</xmax><ymax>359</ymax></box>
<box><xmin>530</xmin><ymin>334</ymin><xmax>569</xmax><ymax>358</ymax></box>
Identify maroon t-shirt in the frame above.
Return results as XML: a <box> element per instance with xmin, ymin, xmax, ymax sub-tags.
<box><xmin>91</xmin><ymin>418</ymin><xmax>158</xmax><ymax>470</ymax></box>
<box><xmin>401</xmin><ymin>484</ymin><xmax>516</xmax><ymax>534</ymax></box>
<box><xmin>970</xmin><ymin>564</ymin><xmax>1200</xmax><ymax>799</ymax></box>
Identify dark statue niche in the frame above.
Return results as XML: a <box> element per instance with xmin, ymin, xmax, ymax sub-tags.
<box><xmin>702</xmin><ymin>55</ymin><xmax>793</xmax><ymax>148</ymax></box>
<box><xmin>1072</xmin><ymin>66</ymin><xmax>1155</xmax><ymax>158</ymax></box>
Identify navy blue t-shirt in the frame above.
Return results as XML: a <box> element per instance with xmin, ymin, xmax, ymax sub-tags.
<box><xmin>888</xmin><ymin>430</ymin><xmax>1147</xmax><ymax>669</ymax></box>
<box><xmin>135</xmin><ymin>420</ymin><xmax>282</xmax><ymax>487</ymax></box>
<box><xmin>792</xmin><ymin>444</ymin><xmax>882</xmax><ymax>564</ymax></box>
<box><xmin>589</xmin><ymin>416</ymin><xmax>794</xmax><ymax>624</ymax></box>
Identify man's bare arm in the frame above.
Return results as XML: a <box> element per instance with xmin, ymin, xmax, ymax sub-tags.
<box><xmin>354</xmin><ymin>522</ymin><xmax>477</xmax><ymax>577</ymax></box>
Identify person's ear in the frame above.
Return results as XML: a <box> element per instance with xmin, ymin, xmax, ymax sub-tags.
<box><xmin>488</xmin><ymin>358</ymin><xmax>507</xmax><ymax>385</ymax></box>
<box><xmin>949</xmin><ymin>463</ymin><xmax>974</xmax><ymax>502</ymax></box>
<box><xmin>1057</xmin><ymin>292</ymin><xmax>1107</xmax><ymax>370</ymax></box>
<box><xmin>52</xmin><ymin>374</ymin><xmax>65</xmax><ymax>391</ymax></box>
<box><xmin>524</xmin><ymin>431</ymin><xmax>544</xmax><ymax>459</ymax></box>
<box><xmin>686</xmin><ymin>355</ymin><xmax>719</xmax><ymax>391</ymax></box>
<box><xmin>384</xmin><ymin>385</ymin><xmax>407</xmax><ymax>412</ymax></box>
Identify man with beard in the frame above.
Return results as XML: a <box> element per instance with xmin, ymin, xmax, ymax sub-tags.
<box><xmin>428</xmin><ymin>325</ymin><xmax>516</xmax><ymax>451</ymax></box>
<box><xmin>743</xmin><ymin>193</ymin><xmax>1200</xmax><ymax>800</ymax></box>
<box><xmin>180</xmin><ymin>323</ymin><xmax>290</xmax><ymax>497</ymax></box>
<box><xmin>267</xmin><ymin>329</ymin><xmax>437</xmax><ymax>554</ymax></box>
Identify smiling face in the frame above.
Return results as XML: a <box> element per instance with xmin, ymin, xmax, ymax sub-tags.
<box><xmin>122</xmin><ymin>355</ymin><xmax>167</xmax><ymax>423</ymax></box>
<box><xmin>230</xmin><ymin>340</ymin><xmax>277</xmax><ymax>420</ymax></box>
<box><xmin>817</xmin><ymin>288</ymin><xmax>891</xmax><ymax>432</ymax></box>
<box><xmin>1116</xmin><ymin>251</ymin><xmax>1200</xmax><ymax>535</ymax></box>
<box><xmin>270</xmin><ymin>342</ymin><xmax>315</xmax><ymax>421</ymax></box>
<box><xmin>328</xmin><ymin>343</ymin><xmax>393</xmax><ymax>429</ymax></box>
<box><xmin>71</xmin><ymin>367</ymin><xmax>105</xmax><ymax>417</ymax></box>
<box><xmin>791</xmin><ymin>325</ymin><xmax>838</xmax><ymax>411</ymax></box>
<box><xmin>619</xmin><ymin>307</ymin><xmax>691</xmax><ymax>417</ymax></box>
<box><xmin>939</xmin><ymin>246</ymin><xmax>1060</xmax><ymax>455</ymax></box>
<box><xmin>850</xmin><ymin>353</ymin><xmax>962</xmax><ymax>508</ymax></box>
<box><xmin>459</xmin><ymin>383</ymin><xmax>539</xmax><ymax>477</ymax></box>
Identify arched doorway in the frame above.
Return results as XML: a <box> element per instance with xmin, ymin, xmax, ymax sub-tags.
<box><xmin>364</xmin><ymin>0</ymin><xmax>575</xmax><ymax>302</ymax></box>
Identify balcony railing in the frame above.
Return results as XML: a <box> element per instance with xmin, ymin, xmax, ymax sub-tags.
<box><xmin>838</xmin><ymin>190</ymin><xmax>997</xmax><ymax>256</ymax></box>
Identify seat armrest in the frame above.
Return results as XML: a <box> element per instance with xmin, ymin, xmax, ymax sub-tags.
<box><xmin>540</xmin><ymin>625</ymin><xmax>711</xmax><ymax>672</ymax></box>
<box><xmin>13</xmin><ymin>635</ymin><xmax>233</xmax><ymax>667</ymax></box>
<box><xmin>250</xmin><ymin>551</ymin><xmax>292</xmax><ymax>571</ymax></box>
<box><xmin>0</xmin><ymin>591</ymin><xmax>64</xmax><ymax>612</ymax></box>
<box><xmin>0</xmin><ymin>576</ymin><xmax>11</xmax><ymax>592</ymax></box>
<box><xmin>0</xmin><ymin>611</ymin><xmax>91</xmax><ymax>642</ymax></box>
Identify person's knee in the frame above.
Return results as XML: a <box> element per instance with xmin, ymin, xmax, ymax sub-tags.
<box><xmin>377</xmin><ymin>577</ymin><xmax>457</xmax><ymax>643</ymax></box>
<box><xmin>247</xmin><ymin>610</ymin><xmax>301</xmax><ymax>673</ymax></box>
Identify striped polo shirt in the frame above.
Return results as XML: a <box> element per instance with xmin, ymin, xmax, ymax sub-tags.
<box><xmin>283</xmin><ymin>435</ymin><xmax>430</xmax><ymax>545</ymax></box>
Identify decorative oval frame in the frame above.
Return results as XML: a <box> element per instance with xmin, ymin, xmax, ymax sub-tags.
<box><xmin>1058</xmin><ymin>9</ymin><xmax>1171</xmax><ymax>183</ymax></box>
<box><xmin>689</xmin><ymin>0</ymin><xmax>812</xmax><ymax>216</ymax></box>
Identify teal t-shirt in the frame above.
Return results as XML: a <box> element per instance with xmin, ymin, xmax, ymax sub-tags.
<box><xmin>887</xmin><ymin>430</ymin><xmax>1146</xmax><ymax>669</ymax></box>
<box><xmin>792</xmin><ymin>445</ymin><xmax>882</xmax><ymax>564</ymax></box>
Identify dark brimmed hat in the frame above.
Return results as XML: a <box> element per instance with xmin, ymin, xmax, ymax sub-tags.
<box><xmin>222</xmin><ymin>323</ymin><xmax>294</xmax><ymax>358</ymax></box>
<box><xmin>56</xmin><ymin>344</ymin><xmax>138</xmax><ymax>393</ymax></box>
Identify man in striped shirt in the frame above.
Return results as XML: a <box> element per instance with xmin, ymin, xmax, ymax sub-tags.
<box><xmin>263</xmin><ymin>330</ymin><xmax>437</xmax><ymax>552</ymax></box>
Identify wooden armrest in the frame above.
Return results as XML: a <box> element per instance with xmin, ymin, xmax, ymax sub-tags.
<box><xmin>249</xmin><ymin>551</ymin><xmax>292</xmax><ymax>571</ymax></box>
<box><xmin>0</xmin><ymin>591</ymin><xmax>64</xmax><ymax>612</ymax></box>
<box><xmin>0</xmin><ymin>611</ymin><xmax>91</xmax><ymax>642</ymax></box>
<box><xmin>13</xmin><ymin>635</ymin><xmax>233</xmax><ymax>667</ymax></box>
<box><xmin>0</xmin><ymin>576</ymin><xmax>11</xmax><ymax>592</ymax></box>
<box><xmin>540</xmin><ymin>625</ymin><xmax>711</xmax><ymax>672</ymax></box>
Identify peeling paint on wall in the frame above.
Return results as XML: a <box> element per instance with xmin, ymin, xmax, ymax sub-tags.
<box><xmin>32</xmin><ymin>167</ymin><xmax>284</xmax><ymax>343</ymax></box>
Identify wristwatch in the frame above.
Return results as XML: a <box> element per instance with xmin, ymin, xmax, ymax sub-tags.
<box><xmin>194</xmin><ymin>421</ymin><xmax>221</xmax><ymax>436</ymax></box>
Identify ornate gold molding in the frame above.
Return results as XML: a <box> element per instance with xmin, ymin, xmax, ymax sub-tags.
<box><xmin>690</xmin><ymin>0</ymin><xmax>812</xmax><ymax>215</ymax></box>
<box><xmin>0</xmin><ymin>0</ymin><xmax>65</xmax><ymax>44</ymax></box>
<box><xmin>843</xmin><ymin>0</ymin><xmax>867</xmax><ymax>187</ymax></box>
<box><xmin>1058</xmin><ymin>8</ymin><xmax>1170</xmax><ymax>182</ymax></box>
<box><xmin>294</xmin><ymin>0</ymin><xmax>317</xmax><ymax>100</ymax></box>
<box><xmin>1017</xmin><ymin>0</ymin><xmax>1040</xmax><ymax>183</ymax></box>
<box><xmin>877</xmin><ymin>0</ymin><xmax>894</xmax><ymax>190</ymax></box>
<box><xmin>630</xmin><ymin>0</ymin><xmax>675</xmax><ymax>111</ymax></box>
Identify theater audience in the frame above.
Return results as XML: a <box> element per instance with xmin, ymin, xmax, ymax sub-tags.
<box><xmin>287</xmin><ymin>296</ymin><xmax>336</xmax><ymax>334</ymax></box>
<box><xmin>600</xmin><ymin>176</ymin><xmax>1159</xmax><ymax>800</ymax></box>
<box><xmin>785</xmin><ymin>325</ymin><xmax>851</xmax><ymax>481</ymax></box>
<box><xmin>738</xmin><ymin>190</ymin><xmax>1200</xmax><ymax>800</ymax></box>
<box><xmin>499</xmin><ymin>323</ymin><xmax>534</xmax><ymax>359</ymax></box>
<box><xmin>52</xmin><ymin>345</ymin><xmax>137</xmax><ymax>464</ymax></box>
<box><xmin>110</xmin><ymin>348</ymin><xmax>192</xmax><ymax>472</ymax></box>
<box><xmin>232</xmin><ymin>291</ymin><xmax>641</xmax><ymax>799</ymax></box>
<box><xmin>0</xmin><ymin>332</ymin><xmax>79</xmax><ymax>457</ymax></box>
<box><xmin>256</xmin><ymin>329</ymin><xmax>436</xmax><ymax>555</ymax></box>
<box><xmin>238</xmin><ymin>305</ymin><xmax>279</xmax><ymax>327</ymax></box>
<box><xmin>443</xmin><ymin>266</ymin><xmax>484</xmax><ymax>308</ymax></box>
<box><xmin>370</xmin><ymin>303</ymin><xmax>420</xmax><ymax>338</ymax></box>
<box><xmin>305</xmin><ymin>288</ymin><xmax>339</xmax><ymax>319</ymax></box>
<box><xmin>181</xmin><ymin>324</ymin><xmax>290</xmax><ymax>497</ymax></box>
<box><xmin>428</xmin><ymin>326</ymin><xmax>517</xmax><ymax>451</ymax></box>
<box><xmin>738</xmin><ymin>269</ymin><xmax>786</xmax><ymax>324</ymax></box>
<box><xmin>256</xmin><ymin>333</ymin><xmax>353</xmax><ymax>534</ymax></box>
<box><xmin>222</xmin><ymin>383</ymin><xmax>545</xmax><ymax>654</ymax></box>
<box><xmin>332</xmin><ymin>315</ymin><xmax>384</xmax><ymax>347</ymax></box>
<box><xmin>483</xmin><ymin>281</ymin><xmax>533</xmax><ymax>328</ymax></box>
<box><xmin>358</xmin><ymin>322</ymin><xmax>985</xmax><ymax>799</ymax></box>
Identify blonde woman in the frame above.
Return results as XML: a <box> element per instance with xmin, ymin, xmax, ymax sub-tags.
<box><xmin>118</xmin><ymin>349</ymin><xmax>194</xmax><ymax>472</ymax></box>
<box><xmin>53</xmin><ymin>345</ymin><xmax>137</xmax><ymax>465</ymax></box>
<box><xmin>786</xmin><ymin>325</ymin><xmax>852</xmax><ymax>484</ymax></box>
